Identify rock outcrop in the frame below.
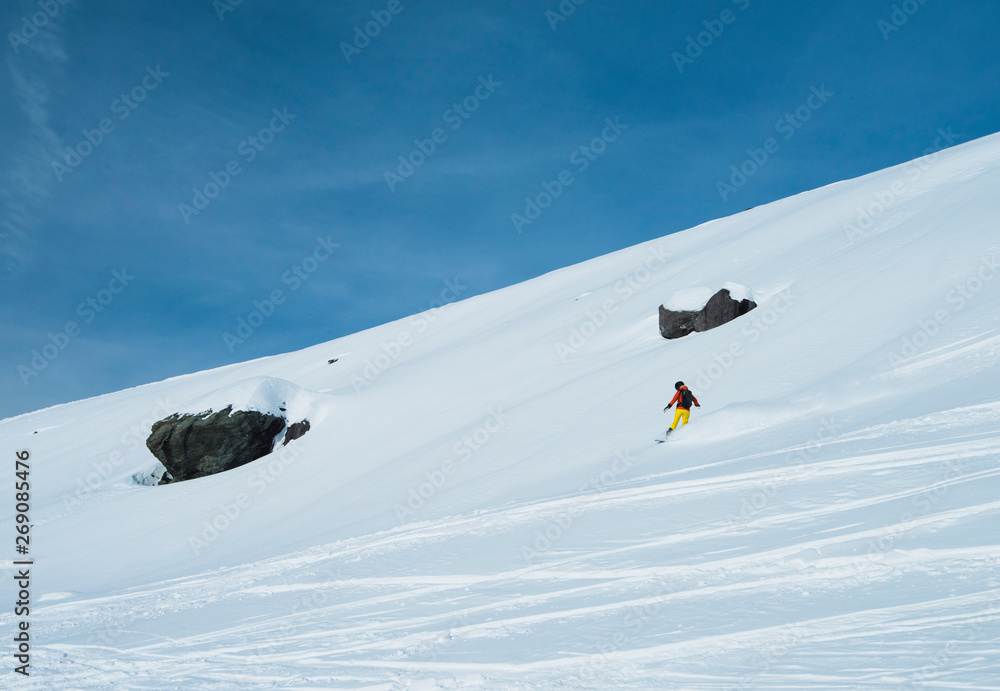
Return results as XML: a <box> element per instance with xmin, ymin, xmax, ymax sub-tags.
<box><xmin>146</xmin><ymin>406</ymin><xmax>286</xmax><ymax>484</ymax></box>
<box><xmin>659</xmin><ymin>288</ymin><xmax>757</xmax><ymax>339</ymax></box>
<box><xmin>282</xmin><ymin>419</ymin><xmax>311</xmax><ymax>446</ymax></box>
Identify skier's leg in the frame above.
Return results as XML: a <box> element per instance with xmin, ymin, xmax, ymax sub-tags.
<box><xmin>679</xmin><ymin>409</ymin><xmax>691</xmax><ymax>427</ymax></box>
<box><xmin>670</xmin><ymin>408</ymin><xmax>684</xmax><ymax>430</ymax></box>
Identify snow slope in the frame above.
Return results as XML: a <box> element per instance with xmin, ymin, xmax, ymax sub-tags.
<box><xmin>3</xmin><ymin>133</ymin><xmax>1000</xmax><ymax>689</ymax></box>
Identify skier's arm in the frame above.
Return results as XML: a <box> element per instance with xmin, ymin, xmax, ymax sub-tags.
<box><xmin>665</xmin><ymin>391</ymin><xmax>680</xmax><ymax>411</ymax></box>
<box><xmin>692</xmin><ymin>394</ymin><xmax>700</xmax><ymax>407</ymax></box>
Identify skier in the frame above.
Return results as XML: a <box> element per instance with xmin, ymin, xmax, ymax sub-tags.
<box><xmin>663</xmin><ymin>381</ymin><xmax>700</xmax><ymax>437</ymax></box>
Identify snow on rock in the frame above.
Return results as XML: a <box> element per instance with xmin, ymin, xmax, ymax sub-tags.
<box><xmin>143</xmin><ymin>377</ymin><xmax>333</xmax><ymax>483</ymax></box>
<box><xmin>664</xmin><ymin>282</ymin><xmax>757</xmax><ymax>311</ymax></box>
<box><xmin>146</xmin><ymin>407</ymin><xmax>286</xmax><ymax>483</ymax></box>
<box><xmin>664</xmin><ymin>286</ymin><xmax>718</xmax><ymax>311</ymax></box>
<box><xmin>659</xmin><ymin>284</ymin><xmax>758</xmax><ymax>339</ymax></box>
<box><xmin>720</xmin><ymin>281</ymin><xmax>757</xmax><ymax>303</ymax></box>
<box><xmin>173</xmin><ymin>375</ymin><xmax>329</xmax><ymax>425</ymax></box>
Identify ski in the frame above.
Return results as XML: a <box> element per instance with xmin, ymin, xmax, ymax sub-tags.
<box><xmin>655</xmin><ymin>429</ymin><xmax>674</xmax><ymax>443</ymax></box>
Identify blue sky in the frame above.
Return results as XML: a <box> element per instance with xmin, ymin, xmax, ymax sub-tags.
<box><xmin>3</xmin><ymin>0</ymin><xmax>999</xmax><ymax>420</ymax></box>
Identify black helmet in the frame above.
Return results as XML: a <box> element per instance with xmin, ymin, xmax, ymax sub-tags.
<box><xmin>675</xmin><ymin>381</ymin><xmax>684</xmax><ymax>390</ymax></box>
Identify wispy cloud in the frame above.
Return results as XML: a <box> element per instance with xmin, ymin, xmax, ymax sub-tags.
<box><xmin>1</xmin><ymin>2</ymin><xmax>71</xmax><ymax>280</ymax></box>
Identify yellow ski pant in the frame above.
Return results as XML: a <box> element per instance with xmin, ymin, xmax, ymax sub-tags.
<box><xmin>670</xmin><ymin>408</ymin><xmax>691</xmax><ymax>430</ymax></box>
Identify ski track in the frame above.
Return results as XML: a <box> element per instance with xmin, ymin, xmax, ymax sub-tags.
<box><xmin>10</xmin><ymin>420</ymin><xmax>1000</xmax><ymax>690</ymax></box>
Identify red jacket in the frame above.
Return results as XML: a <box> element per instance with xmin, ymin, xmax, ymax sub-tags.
<box><xmin>669</xmin><ymin>386</ymin><xmax>699</xmax><ymax>410</ymax></box>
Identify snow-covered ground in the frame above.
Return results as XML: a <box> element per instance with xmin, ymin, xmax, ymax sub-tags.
<box><xmin>4</xmin><ymin>133</ymin><xmax>1000</xmax><ymax>689</ymax></box>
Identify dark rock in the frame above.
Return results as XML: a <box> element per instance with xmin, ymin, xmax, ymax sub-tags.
<box><xmin>659</xmin><ymin>289</ymin><xmax>757</xmax><ymax>339</ymax></box>
<box><xmin>695</xmin><ymin>289</ymin><xmax>757</xmax><ymax>332</ymax></box>
<box><xmin>282</xmin><ymin>419</ymin><xmax>311</xmax><ymax>446</ymax></box>
<box><xmin>146</xmin><ymin>406</ymin><xmax>286</xmax><ymax>484</ymax></box>
<box><xmin>658</xmin><ymin>306</ymin><xmax>700</xmax><ymax>340</ymax></box>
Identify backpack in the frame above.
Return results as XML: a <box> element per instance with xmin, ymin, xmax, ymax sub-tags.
<box><xmin>680</xmin><ymin>388</ymin><xmax>693</xmax><ymax>409</ymax></box>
